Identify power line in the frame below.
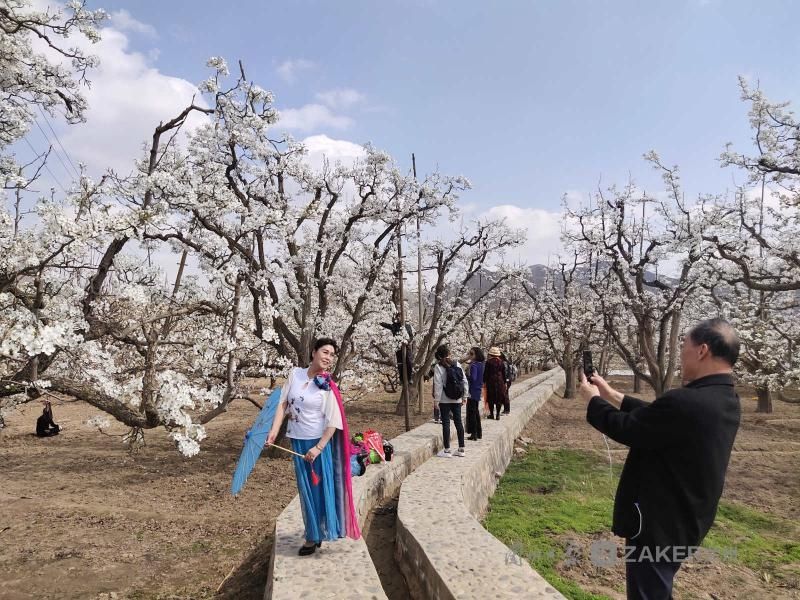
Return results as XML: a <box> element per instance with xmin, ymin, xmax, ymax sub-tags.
<box><xmin>32</xmin><ymin>113</ymin><xmax>77</xmax><ymax>184</ymax></box>
<box><xmin>22</xmin><ymin>137</ymin><xmax>68</xmax><ymax>194</ymax></box>
<box><xmin>36</xmin><ymin>105</ymin><xmax>82</xmax><ymax>180</ymax></box>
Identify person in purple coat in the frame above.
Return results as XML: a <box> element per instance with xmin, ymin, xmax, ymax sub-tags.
<box><xmin>465</xmin><ymin>347</ymin><xmax>485</xmax><ymax>441</ymax></box>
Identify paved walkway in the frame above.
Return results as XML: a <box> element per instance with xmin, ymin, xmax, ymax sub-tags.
<box><xmin>265</xmin><ymin>369</ymin><xmax>565</xmax><ymax>599</ymax></box>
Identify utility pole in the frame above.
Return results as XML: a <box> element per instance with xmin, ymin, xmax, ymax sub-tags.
<box><xmin>397</xmin><ymin>212</ymin><xmax>411</xmax><ymax>432</ymax></box>
<box><xmin>413</xmin><ymin>153</ymin><xmax>424</xmax><ymax>414</ymax></box>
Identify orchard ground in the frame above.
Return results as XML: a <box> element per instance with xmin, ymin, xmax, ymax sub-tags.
<box><xmin>0</xmin><ymin>379</ymin><xmax>432</xmax><ymax>600</ymax></box>
<box><xmin>0</xmin><ymin>375</ymin><xmax>797</xmax><ymax>599</ymax></box>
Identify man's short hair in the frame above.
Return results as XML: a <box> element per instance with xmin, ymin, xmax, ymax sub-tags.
<box><xmin>688</xmin><ymin>318</ymin><xmax>740</xmax><ymax>366</ymax></box>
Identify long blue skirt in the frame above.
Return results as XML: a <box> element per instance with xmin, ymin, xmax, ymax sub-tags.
<box><xmin>290</xmin><ymin>437</ymin><xmax>342</xmax><ymax>543</ymax></box>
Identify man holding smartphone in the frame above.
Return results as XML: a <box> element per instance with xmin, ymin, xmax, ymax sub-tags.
<box><xmin>578</xmin><ymin>319</ymin><xmax>741</xmax><ymax>600</ymax></box>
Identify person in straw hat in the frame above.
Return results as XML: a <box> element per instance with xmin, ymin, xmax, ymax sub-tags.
<box><xmin>484</xmin><ymin>346</ymin><xmax>508</xmax><ymax>420</ymax></box>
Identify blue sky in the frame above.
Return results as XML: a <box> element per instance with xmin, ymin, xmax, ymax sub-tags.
<box><xmin>92</xmin><ymin>0</ymin><xmax>799</xmax><ymax>203</ymax></box>
<box><xmin>21</xmin><ymin>0</ymin><xmax>800</xmax><ymax>263</ymax></box>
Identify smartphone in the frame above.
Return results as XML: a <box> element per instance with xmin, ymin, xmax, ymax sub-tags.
<box><xmin>582</xmin><ymin>350</ymin><xmax>595</xmax><ymax>380</ymax></box>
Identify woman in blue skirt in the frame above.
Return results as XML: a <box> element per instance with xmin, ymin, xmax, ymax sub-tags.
<box><xmin>267</xmin><ymin>337</ymin><xmax>361</xmax><ymax>555</ymax></box>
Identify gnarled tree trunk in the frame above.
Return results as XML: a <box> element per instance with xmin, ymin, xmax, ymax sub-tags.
<box><xmin>756</xmin><ymin>386</ymin><xmax>773</xmax><ymax>413</ymax></box>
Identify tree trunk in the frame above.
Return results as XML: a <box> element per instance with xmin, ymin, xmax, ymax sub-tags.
<box><xmin>563</xmin><ymin>363</ymin><xmax>576</xmax><ymax>399</ymax></box>
<box><xmin>633</xmin><ymin>373</ymin><xmax>642</xmax><ymax>393</ymax></box>
<box><xmin>756</xmin><ymin>386</ymin><xmax>774</xmax><ymax>414</ymax></box>
<box><xmin>394</xmin><ymin>364</ymin><xmax>420</xmax><ymax>416</ymax></box>
<box><xmin>394</xmin><ymin>390</ymin><xmax>407</xmax><ymax>416</ymax></box>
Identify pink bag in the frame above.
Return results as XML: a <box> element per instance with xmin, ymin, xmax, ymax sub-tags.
<box><xmin>362</xmin><ymin>429</ymin><xmax>385</xmax><ymax>461</ymax></box>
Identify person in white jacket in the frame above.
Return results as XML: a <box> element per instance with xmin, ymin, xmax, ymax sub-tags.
<box><xmin>432</xmin><ymin>344</ymin><xmax>469</xmax><ymax>457</ymax></box>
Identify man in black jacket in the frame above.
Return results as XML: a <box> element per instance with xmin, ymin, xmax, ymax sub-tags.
<box><xmin>578</xmin><ymin>318</ymin><xmax>741</xmax><ymax>600</ymax></box>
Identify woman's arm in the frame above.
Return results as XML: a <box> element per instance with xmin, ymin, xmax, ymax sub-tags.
<box><xmin>267</xmin><ymin>401</ymin><xmax>287</xmax><ymax>446</ymax></box>
<box><xmin>432</xmin><ymin>364</ymin><xmax>443</xmax><ymax>402</ymax></box>
<box><xmin>304</xmin><ymin>426</ymin><xmax>336</xmax><ymax>462</ymax></box>
<box><xmin>266</xmin><ymin>370</ymin><xmax>294</xmax><ymax>446</ymax></box>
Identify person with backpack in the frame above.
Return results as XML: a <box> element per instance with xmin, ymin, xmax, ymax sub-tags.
<box><xmin>432</xmin><ymin>344</ymin><xmax>468</xmax><ymax>457</ymax></box>
<box><xmin>484</xmin><ymin>347</ymin><xmax>508</xmax><ymax>420</ymax></box>
<box><xmin>465</xmin><ymin>346</ymin><xmax>485</xmax><ymax>441</ymax></box>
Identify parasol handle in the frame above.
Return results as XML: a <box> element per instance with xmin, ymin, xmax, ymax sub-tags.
<box><xmin>266</xmin><ymin>442</ymin><xmax>309</xmax><ymax>459</ymax></box>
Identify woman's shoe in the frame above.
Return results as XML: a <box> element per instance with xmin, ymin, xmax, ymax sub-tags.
<box><xmin>468</xmin><ymin>435</ymin><xmax>477</xmax><ymax>441</ymax></box>
<box><xmin>298</xmin><ymin>542</ymin><xmax>320</xmax><ymax>556</ymax></box>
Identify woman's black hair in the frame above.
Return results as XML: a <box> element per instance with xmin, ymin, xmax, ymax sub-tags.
<box><xmin>311</xmin><ymin>337</ymin><xmax>338</xmax><ymax>359</ymax></box>
<box><xmin>471</xmin><ymin>346</ymin><xmax>485</xmax><ymax>362</ymax></box>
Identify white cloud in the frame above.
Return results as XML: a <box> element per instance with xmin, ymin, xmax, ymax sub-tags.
<box><xmin>301</xmin><ymin>135</ymin><xmax>366</xmax><ymax>171</ymax></box>
<box><xmin>315</xmin><ymin>88</ymin><xmax>365</xmax><ymax>110</ymax></box>
<box><xmin>55</xmin><ymin>26</ymin><xmax>206</xmax><ymax>175</ymax></box>
<box><xmin>481</xmin><ymin>204</ymin><xmax>565</xmax><ymax>266</ymax></box>
<box><xmin>278</xmin><ymin>104</ymin><xmax>352</xmax><ymax>132</ymax></box>
<box><xmin>110</xmin><ymin>9</ymin><xmax>157</xmax><ymax>38</ymax></box>
<box><xmin>276</xmin><ymin>58</ymin><xmax>315</xmax><ymax>84</ymax></box>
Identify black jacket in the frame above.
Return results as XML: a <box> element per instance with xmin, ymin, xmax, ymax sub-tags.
<box><xmin>586</xmin><ymin>374</ymin><xmax>740</xmax><ymax>551</ymax></box>
<box><xmin>36</xmin><ymin>411</ymin><xmax>57</xmax><ymax>436</ymax></box>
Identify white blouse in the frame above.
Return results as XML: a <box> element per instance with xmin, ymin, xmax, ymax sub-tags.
<box><xmin>280</xmin><ymin>367</ymin><xmax>343</xmax><ymax>440</ymax></box>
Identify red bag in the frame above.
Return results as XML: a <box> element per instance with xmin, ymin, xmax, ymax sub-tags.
<box><xmin>362</xmin><ymin>429</ymin><xmax>385</xmax><ymax>461</ymax></box>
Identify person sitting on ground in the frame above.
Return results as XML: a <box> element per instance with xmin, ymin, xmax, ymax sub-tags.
<box><xmin>36</xmin><ymin>401</ymin><xmax>60</xmax><ymax>437</ymax></box>
<box><xmin>433</xmin><ymin>344</ymin><xmax>468</xmax><ymax>457</ymax></box>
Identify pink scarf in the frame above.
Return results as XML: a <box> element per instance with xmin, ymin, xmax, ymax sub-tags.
<box><xmin>329</xmin><ymin>379</ymin><xmax>361</xmax><ymax>539</ymax></box>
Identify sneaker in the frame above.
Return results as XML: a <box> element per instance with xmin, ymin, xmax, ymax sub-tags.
<box><xmin>455</xmin><ymin>448</ymin><xmax>465</xmax><ymax>457</ymax></box>
<box><xmin>437</xmin><ymin>449</ymin><xmax>452</xmax><ymax>458</ymax></box>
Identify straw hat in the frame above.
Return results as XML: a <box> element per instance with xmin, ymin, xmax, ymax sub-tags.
<box><xmin>488</xmin><ymin>346</ymin><xmax>502</xmax><ymax>357</ymax></box>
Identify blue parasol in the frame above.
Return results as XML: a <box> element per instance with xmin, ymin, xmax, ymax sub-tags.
<box><xmin>231</xmin><ymin>387</ymin><xmax>283</xmax><ymax>496</ymax></box>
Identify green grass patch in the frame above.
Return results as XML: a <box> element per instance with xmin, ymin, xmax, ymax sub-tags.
<box><xmin>485</xmin><ymin>448</ymin><xmax>800</xmax><ymax>599</ymax></box>
<box><xmin>484</xmin><ymin>449</ymin><xmax>616</xmax><ymax>599</ymax></box>
<box><xmin>705</xmin><ymin>501</ymin><xmax>800</xmax><ymax>574</ymax></box>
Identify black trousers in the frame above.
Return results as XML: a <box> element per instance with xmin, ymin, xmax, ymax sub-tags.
<box><xmin>488</xmin><ymin>397</ymin><xmax>502</xmax><ymax>418</ymax></box>
<box><xmin>439</xmin><ymin>402</ymin><xmax>465</xmax><ymax>450</ymax></box>
<box><xmin>466</xmin><ymin>398</ymin><xmax>482</xmax><ymax>438</ymax></box>
<box><xmin>625</xmin><ymin>550</ymin><xmax>682</xmax><ymax>600</ymax></box>
<box><xmin>36</xmin><ymin>425</ymin><xmax>60</xmax><ymax>437</ymax></box>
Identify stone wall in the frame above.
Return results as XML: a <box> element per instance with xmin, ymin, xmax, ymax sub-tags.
<box><xmin>395</xmin><ymin>369</ymin><xmax>566</xmax><ymax>600</ymax></box>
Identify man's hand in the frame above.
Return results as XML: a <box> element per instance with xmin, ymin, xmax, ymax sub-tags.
<box><xmin>577</xmin><ymin>371</ymin><xmax>600</xmax><ymax>403</ymax></box>
<box><xmin>578</xmin><ymin>371</ymin><xmax>625</xmax><ymax>407</ymax></box>
<box><xmin>587</xmin><ymin>372</ymin><xmax>625</xmax><ymax>406</ymax></box>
